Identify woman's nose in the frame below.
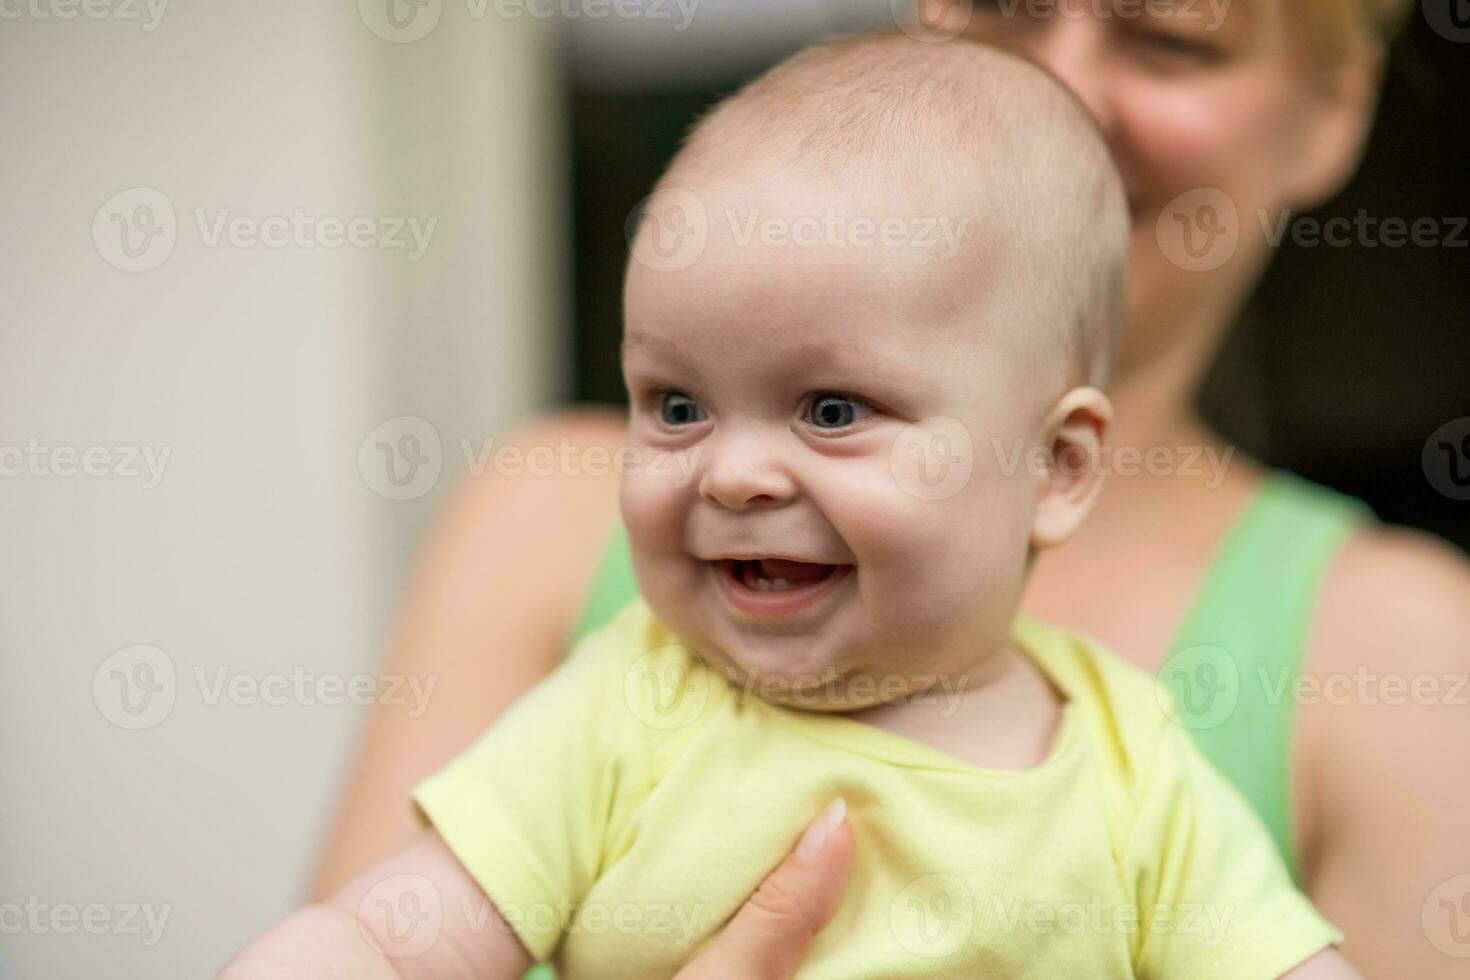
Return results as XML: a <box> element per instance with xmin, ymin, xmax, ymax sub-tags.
<box><xmin>1005</xmin><ymin>19</ymin><xmax>1118</xmax><ymax>137</ymax></box>
<box><xmin>698</xmin><ymin>429</ymin><xmax>796</xmax><ymax>512</ymax></box>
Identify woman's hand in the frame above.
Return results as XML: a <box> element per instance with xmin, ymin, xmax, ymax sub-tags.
<box><xmin>675</xmin><ymin>798</ymin><xmax>854</xmax><ymax>980</ymax></box>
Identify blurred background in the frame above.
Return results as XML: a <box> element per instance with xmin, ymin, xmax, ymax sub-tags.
<box><xmin>1</xmin><ymin>1</ymin><xmax>1464</xmax><ymax>976</ymax></box>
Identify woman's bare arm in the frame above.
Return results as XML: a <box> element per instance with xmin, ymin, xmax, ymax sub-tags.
<box><xmin>309</xmin><ymin>407</ymin><xmax>629</xmax><ymax>899</ymax></box>
<box><xmin>228</xmin><ymin>800</ymin><xmax>854</xmax><ymax>980</ymax></box>
<box><xmin>1295</xmin><ymin>527</ymin><xmax>1470</xmax><ymax>979</ymax></box>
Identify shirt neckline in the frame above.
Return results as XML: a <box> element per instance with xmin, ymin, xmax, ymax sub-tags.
<box><xmin>747</xmin><ymin>615</ymin><xmax>1083</xmax><ymax>778</ymax></box>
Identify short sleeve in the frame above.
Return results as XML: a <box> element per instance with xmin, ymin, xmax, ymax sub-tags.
<box><xmin>1124</xmin><ymin>715</ymin><xmax>1342</xmax><ymax>980</ymax></box>
<box><xmin>411</xmin><ymin>604</ymin><xmax>652</xmax><ymax>962</ymax></box>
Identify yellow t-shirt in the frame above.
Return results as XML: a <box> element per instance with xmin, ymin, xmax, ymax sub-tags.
<box><xmin>413</xmin><ymin>596</ymin><xmax>1340</xmax><ymax>979</ymax></box>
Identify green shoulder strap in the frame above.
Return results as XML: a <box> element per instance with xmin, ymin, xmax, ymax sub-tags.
<box><xmin>1162</xmin><ymin>469</ymin><xmax>1374</xmax><ymax>883</ymax></box>
<box><xmin>567</xmin><ymin>518</ymin><xmax>639</xmax><ymax>650</ymax></box>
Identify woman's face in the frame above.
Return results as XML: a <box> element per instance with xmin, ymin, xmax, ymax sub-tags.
<box><xmin>924</xmin><ymin>0</ymin><xmax>1373</xmax><ymax>375</ymax></box>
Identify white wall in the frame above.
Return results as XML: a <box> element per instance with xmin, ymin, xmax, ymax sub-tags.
<box><xmin>0</xmin><ymin>3</ymin><xmax>564</xmax><ymax>976</ymax></box>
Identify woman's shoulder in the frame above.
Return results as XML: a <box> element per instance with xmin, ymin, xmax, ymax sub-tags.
<box><xmin>1244</xmin><ymin>466</ymin><xmax>1470</xmax><ymax>672</ymax></box>
<box><xmin>1311</xmin><ymin>520</ymin><xmax>1470</xmax><ymax>673</ymax></box>
<box><xmin>1288</xmin><ymin>487</ymin><xmax>1470</xmax><ymax>914</ymax></box>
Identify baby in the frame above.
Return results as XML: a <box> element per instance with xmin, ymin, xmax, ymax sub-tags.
<box><xmin>225</xmin><ymin>30</ymin><xmax>1358</xmax><ymax>980</ymax></box>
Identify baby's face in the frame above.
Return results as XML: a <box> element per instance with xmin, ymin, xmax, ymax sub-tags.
<box><xmin>620</xmin><ymin>168</ymin><xmax>1056</xmax><ymax>710</ymax></box>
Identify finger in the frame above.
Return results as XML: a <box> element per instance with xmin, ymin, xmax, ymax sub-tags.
<box><xmin>677</xmin><ymin>798</ymin><xmax>854</xmax><ymax>980</ymax></box>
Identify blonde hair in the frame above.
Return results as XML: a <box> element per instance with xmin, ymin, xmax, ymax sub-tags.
<box><xmin>1291</xmin><ymin>0</ymin><xmax>1415</xmax><ymax>72</ymax></box>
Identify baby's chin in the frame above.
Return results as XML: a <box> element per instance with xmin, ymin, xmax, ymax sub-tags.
<box><xmin>702</xmin><ymin>645</ymin><xmax>936</xmax><ymax>714</ymax></box>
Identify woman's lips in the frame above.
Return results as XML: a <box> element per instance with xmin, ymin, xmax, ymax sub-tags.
<box><xmin>710</xmin><ymin>557</ymin><xmax>853</xmax><ymax>618</ymax></box>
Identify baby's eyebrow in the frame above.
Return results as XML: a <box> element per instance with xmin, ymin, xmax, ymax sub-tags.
<box><xmin>779</xmin><ymin>341</ymin><xmax>923</xmax><ymax>390</ymax></box>
<box><xmin>621</xmin><ymin>331</ymin><xmax>689</xmax><ymax>362</ymax></box>
<box><xmin>622</xmin><ymin>332</ymin><xmax>923</xmax><ymax>390</ymax></box>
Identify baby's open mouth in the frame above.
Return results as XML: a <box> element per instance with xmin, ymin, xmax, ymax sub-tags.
<box><xmin>707</xmin><ymin>555</ymin><xmax>853</xmax><ymax>618</ymax></box>
<box><xmin>716</xmin><ymin>557</ymin><xmax>839</xmax><ymax>592</ymax></box>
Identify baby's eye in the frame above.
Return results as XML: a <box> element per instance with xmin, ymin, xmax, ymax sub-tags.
<box><xmin>658</xmin><ymin>390</ymin><xmax>707</xmax><ymax>426</ymax></box>
<box><xmin>806</xmin><ymin>392</ymin><xmax>876</xmax><ymax>430</ymax></box>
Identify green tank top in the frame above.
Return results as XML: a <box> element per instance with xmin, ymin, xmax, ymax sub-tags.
<box><xmin>562</xmin><ymin>468</ymin><xmax>1373</xmax><ymax>884</ymax></box>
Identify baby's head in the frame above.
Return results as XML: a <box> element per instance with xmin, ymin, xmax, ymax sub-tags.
<box><xmin>619</xmin><ymin>31</ymin><xmax>1128</xmax><ymax>710</ymax></box>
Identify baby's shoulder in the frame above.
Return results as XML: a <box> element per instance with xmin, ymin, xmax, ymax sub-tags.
<box><xmin>1013</xmin><ymin>614</ymin><xmax>1181</xmax><ymax>805</ymax></box>
<box><xmin>573</xmin><ymin>596</ymin><xmax>733</xmax><ymax>769</ymax></box>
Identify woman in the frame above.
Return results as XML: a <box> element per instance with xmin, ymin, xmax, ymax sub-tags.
<box><xmin>312</xmin><ymin>2</ymin><xmax>1470</xmax><ymax>975</ymax></box>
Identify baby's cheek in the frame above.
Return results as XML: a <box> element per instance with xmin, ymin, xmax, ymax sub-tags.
<box><xmin>618</xmin><ymin>470</ymin><xmax>679</xmax><ymax>550</ymax></box>
<box><xmin>866</xmin><ymin>475</ymin><xmax>1030</xmax><ymax>629</ymax></box>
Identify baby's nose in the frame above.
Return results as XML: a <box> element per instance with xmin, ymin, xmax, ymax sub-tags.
<box><xmin>698</xmin><ymin>429</ymin><xmax>797</xmax><ymax>511</ymax></box>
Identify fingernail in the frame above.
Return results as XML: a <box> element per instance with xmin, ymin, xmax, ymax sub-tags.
<box><xmin>796</xmin><ymin>797</ymin><xmax>847</xmax><ymax>860</ymax></box>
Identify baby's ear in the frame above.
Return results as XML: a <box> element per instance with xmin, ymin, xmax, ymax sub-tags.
<box><xmin>1030</xmin><ymin>387</ymin><xmax>1112</xmax><ymax>550</ymax></box>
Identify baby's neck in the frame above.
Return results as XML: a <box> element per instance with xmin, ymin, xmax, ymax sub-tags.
<box><xmin>846</xmin><ymin>641</ymin><xmax>1066</xmax><ymax>772</ymax></box>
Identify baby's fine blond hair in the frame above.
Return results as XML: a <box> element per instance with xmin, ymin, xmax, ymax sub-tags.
<box><xmin>659</xmin><ymin>30</ymin><xmax>1130</xmax><ymax>391</ymax></box>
